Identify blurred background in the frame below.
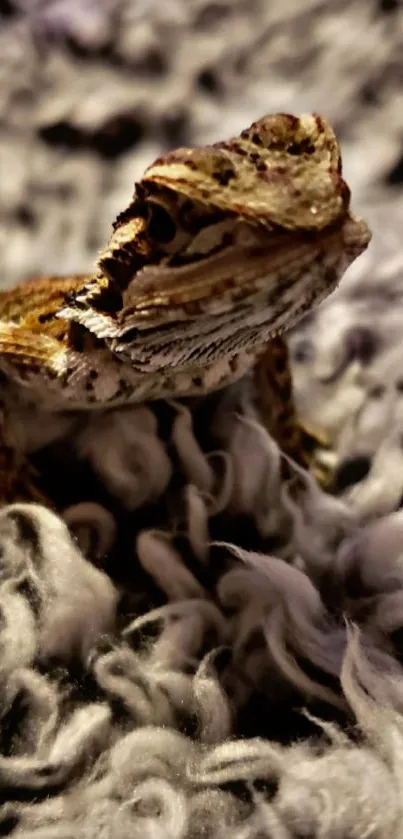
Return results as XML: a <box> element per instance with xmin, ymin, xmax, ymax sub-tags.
<box><xmin>0</xmin><ymin>0</ymin><xmax>401</xmax><ymax>285</ymax></box>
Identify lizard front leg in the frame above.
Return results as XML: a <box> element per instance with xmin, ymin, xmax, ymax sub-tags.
<box><xmin>253</xmin><ymin>335</ymin><xmax>332</xmax><ymax>485</ymax></box>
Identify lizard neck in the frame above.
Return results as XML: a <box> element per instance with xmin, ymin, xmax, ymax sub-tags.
<box><xmin>6</xmin><ymin>343</ymin><xmax>259</xmax><ymax>413</ymax></box>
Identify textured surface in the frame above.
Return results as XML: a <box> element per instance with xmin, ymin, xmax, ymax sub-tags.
<box><xmin>1</xmin><ymin>1</ymin><xmax>403</xmax><ymax>837</ymax></box>
<box><xmin>2</xmin><ymin>409</ymin><xmax>403</xmax><ymax>838</ymax></box>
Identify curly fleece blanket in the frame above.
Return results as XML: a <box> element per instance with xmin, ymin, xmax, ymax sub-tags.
<box><xmin>0</xmin><ymin>1</ymin><xmax>403</xmax><ymax>837</ymax></box>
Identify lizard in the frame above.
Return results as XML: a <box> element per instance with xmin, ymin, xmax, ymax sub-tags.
<box><xmin>0</xmin><ymin>112</ymin><xmax>371</xmax><ymax>505</ymax></box>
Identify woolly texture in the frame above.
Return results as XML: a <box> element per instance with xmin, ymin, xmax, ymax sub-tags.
<box><xmin>0</xmin><ymin>1</ymin><xmax>403</xmax><ymax>838</ymax></box>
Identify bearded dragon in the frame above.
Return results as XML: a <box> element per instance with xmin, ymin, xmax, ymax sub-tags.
<box><xmin>0</xmin><ymin>113</ymin><xmax>371</xmax><ymax>503</ymax></box>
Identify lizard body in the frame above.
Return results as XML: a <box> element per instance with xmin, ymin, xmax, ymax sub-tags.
<box><xmin>0</xmin><ymin>113</ymin><xmax>371</xmax><ymax>501</ymax></box>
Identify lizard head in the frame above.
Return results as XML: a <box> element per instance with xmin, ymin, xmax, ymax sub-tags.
<box><xmin>139</xmin><ymin>112</ymin><xmax>348</xmax><ymax>232</ymax></box>
<box><xmin>61</xmin><ymin>113</ymin><xmax>371</xmax><ymax>387</ymax></box>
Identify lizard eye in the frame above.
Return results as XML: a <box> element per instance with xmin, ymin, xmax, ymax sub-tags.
<box><xmin>147</xmin><ymin>202</ymin><xmax>177</xmax><ymax>243</ymax></box>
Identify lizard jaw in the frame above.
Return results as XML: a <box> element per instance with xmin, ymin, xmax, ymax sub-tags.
<box><xmin>108</xmin><ymin>213</ymin><xmax>369</xmax><ymax>330</ymax></box>
<box><xmin>92</xmin><ymin>214</ymin><xmax>369</xmax><ymax>381</ymax></box>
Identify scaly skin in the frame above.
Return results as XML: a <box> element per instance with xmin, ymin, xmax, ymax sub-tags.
<box><xmin>0</xmin><ymin>113</ymin><xmax>371</xmax><ymax>503</ymax></box>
